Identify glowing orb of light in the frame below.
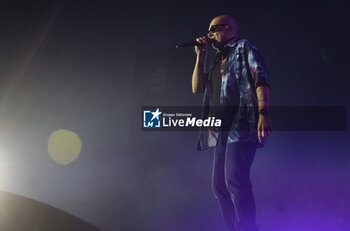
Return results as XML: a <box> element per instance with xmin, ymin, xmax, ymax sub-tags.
<box><xmin>47</xmin><ymin>129</ymin><xmax>82</xmax><ymax>165</ymax></box>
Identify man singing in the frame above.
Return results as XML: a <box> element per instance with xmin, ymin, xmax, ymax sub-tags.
<box><xmin>192</xmin><ymin>15</ymin><xmax>271</xmax><ymax>231</ymax></box>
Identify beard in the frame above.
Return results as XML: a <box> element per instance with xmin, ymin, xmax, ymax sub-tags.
<box><xmin>210</xmin><ymin>39</ymin><xmax>223</xmax><ymax>50</ymax></box>
<box><xmin>209</xmin><ymin>38</ymin><xmax>219</xmax><ymax>49</ymax></box>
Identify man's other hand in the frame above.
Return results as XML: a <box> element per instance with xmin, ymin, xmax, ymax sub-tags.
<box><xmin>257</xmin><ymin>114</ymin><xmax>272</xmax><ymax>144</ymax></box>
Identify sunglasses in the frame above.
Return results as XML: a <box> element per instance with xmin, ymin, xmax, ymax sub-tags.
<box><xmin>208</xmin><ymin>24</ymin><xmax>229</xmax><ymax>33</ymax></box>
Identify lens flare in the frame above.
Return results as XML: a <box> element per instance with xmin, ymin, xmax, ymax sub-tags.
<box><xmin>47</xmin><ymin>129</ymin><xmax>82</xmax><ymax>165</ymax></box>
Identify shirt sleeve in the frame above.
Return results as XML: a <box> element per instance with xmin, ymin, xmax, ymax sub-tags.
<box><xmin>245</xmin><ymin>42</ymin><xmax>270</xmax><ymax>89</ymax></box>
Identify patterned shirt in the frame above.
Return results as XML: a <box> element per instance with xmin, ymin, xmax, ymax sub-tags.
<box><xmin>197</xmin><ymin>36</ymin><xmax>270</xmax><ymax>151</ymax></box>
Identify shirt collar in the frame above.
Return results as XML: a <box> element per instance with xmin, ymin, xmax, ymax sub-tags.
<box><xmin>224</xmin><ymin>35</ymin><xmax>241</xmax><ymax>48</ymax></box>
<box><xmin>216</xmin><ymin>36</ymin><xmax>241</xmax><ymax>53</ymax></box>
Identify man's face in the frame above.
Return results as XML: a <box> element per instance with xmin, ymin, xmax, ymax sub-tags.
<box><xmin>207</xmin><ymin>18</ymin><xmax>230</xmax><ymax>49</ymax></box>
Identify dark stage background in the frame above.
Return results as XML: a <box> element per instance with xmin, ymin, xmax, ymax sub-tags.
<box><xmin>0</xmin><ymin>0</ymin><xmax>349</xmax><ymax>230</ymax></box>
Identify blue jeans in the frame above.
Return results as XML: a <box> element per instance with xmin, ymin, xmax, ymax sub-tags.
<box><xmin>212</xmin><ymin>132</ymin><xmax>258</xmax><ymax>231</ymax></box>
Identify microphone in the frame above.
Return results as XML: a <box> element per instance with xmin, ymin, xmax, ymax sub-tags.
<box><xmin>175</xmin><ymin>41</ymin><xmax>206</xmax><ymax>49</ymax></box>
